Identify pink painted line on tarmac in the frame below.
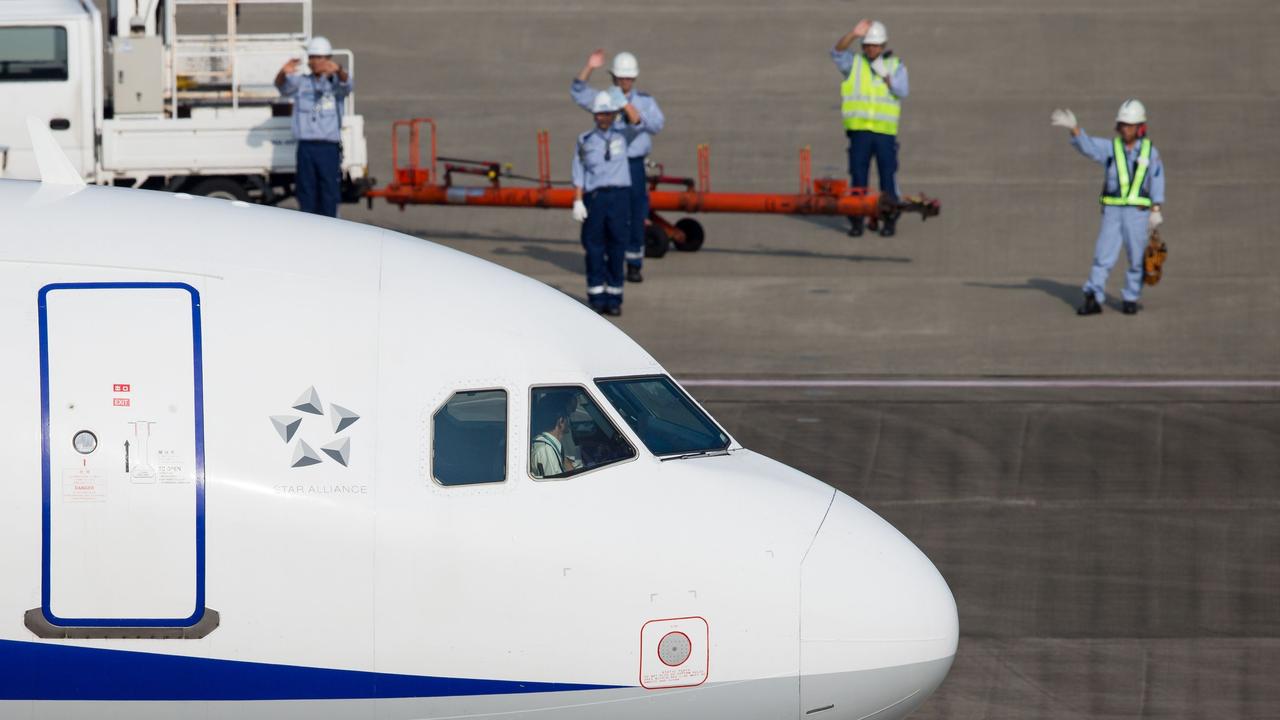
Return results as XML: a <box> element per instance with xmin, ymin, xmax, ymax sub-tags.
<box><xmin>680</xmin><ymin>378</ymin><xmax>1280</xmax><ymax>389</ymax></box>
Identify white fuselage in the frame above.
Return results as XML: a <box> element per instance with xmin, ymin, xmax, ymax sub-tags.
<box><xmin>0</xmin><ymin>180</ymin><xmax>957</xmax><ymax>720</ymax></box>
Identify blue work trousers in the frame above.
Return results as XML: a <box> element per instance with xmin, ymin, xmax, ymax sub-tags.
<box><xmin>296</xmin><ymin>140</ymin><xmax>341</xmax><ymax>217</ymax></box>
<box><xmin>846</xmin><ymin>130</ymin><xmax>898</xmax><ymax>201</ymax></box>
<box><xmin>626</xmin><ymin>157</ymin><xmax>649</xmax><ymax>268</ymax></box>
<box><xmin>1084</xmin><ymin>205</ymin><xmax>1149</xmax><ymax>304</ymax></box>
<box><xmin>581</xmin><ymin>187</ymin><xmax>629</xmax><ymax>310</ymax></box>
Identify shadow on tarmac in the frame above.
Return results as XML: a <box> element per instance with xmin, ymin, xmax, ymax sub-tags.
<box><xmin>407</xmin><ymin>228</ymin><xmax>912</xmax><ymax>266</ymax></box>
<box><xmin>966</xmin><ymin>278</ymin><xmax>1094</xmax><ymax>309</ymax></box>
<box><xmin>492</xmin><ymin>244</ymin><xmax>584</xmax><ymax>274</ymax></box>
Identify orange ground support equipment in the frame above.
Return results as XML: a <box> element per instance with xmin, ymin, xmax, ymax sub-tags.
<box><xmin>366</xmin><ymin>118</ymin><xmax>941</xmax><ymax>254</ymax></box>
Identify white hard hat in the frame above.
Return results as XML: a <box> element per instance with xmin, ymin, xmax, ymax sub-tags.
<box><xmin>863</xmin><ymin>21</ymin><xmax>888</xmax><ymax>45</ymax></box>
<box><xmin>591</xmin><ymin>90</ymin><xmax>621</xmax><ymax>114</ymax></box>
<box><xmin>305</xmin><ymin>36</ymin><xmax>333</xmax><ymax>56</ymax></box>
<box><xmin>1116</xmin><ymin>98</ymin><xmax>1147</xmax><ymax>124</ymax></box>
<box><xmin>610</xmin><ymin>51</ymin><xmax>639</xmax><ymax>79</ymax></box>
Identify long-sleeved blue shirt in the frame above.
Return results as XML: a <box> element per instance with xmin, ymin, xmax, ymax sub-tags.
<box><xmin>830</xmin><ymin>47</ymin><xmax>908</xmax><ymax>98</ymax></box>
<box><xmin>571</xmin><ymin>127</ymin><xmax>632</xmax><ymax>192</ymax></box>
<box><xmin>278</xmin><ymin>72</ymin><xmax>354</xmax><ymax>143</ymax></box>
<box><xmin>570</xmin><ymin>79</ymin><xmax>664</xmax><ymax>158</ymax></box>
<box><xmin>1072</xmin><ymin>129</ymin><xmax>1165</xmax><ymax>205</ymax></box>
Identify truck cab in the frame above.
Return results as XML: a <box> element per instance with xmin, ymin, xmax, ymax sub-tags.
<box><xmin>0</xmin><ymin>0</ymin><xmax>98</xmax><ymax>179</ymax></box>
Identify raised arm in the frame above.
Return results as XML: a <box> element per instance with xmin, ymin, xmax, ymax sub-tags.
<box><xmin>1071</xmin><ymin>128</ymin><xmax>1113</xmax><ymax>165</ymax></box>
<box><xmin>275</xmin><ymin>58</ymin><xmax>302</xmax><ymax>94</ymax></box>
<box><xmin>835</xmin><ymin>19</ymin><xmax>871</xmax><ymax>52</ymax></box>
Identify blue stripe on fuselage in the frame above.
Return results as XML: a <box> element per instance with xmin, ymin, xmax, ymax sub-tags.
<box><xmin>0</xmin><ymin>639</ymin><xmax>625</xmax><ymax>701</ymax></box>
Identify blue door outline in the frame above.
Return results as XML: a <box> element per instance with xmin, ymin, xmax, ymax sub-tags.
<box><xmin>38</xmin><ymin>282</ymin><xmax>207</xmax><ymax>628</ymax></box>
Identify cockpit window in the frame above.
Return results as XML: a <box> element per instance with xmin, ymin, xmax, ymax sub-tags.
<box><xmin>595</xmin><ymin>376</ymin><xmax>730</xmax><ymax>457</ymax></box>
<box><xmin>432</xmin><ymin>389</ymin><xmax>507</xmax><ymax>486</ymax></box>
<box><xmin>529</xmin><ymin>386</ymin><xmax>635</xmax><ymax>480</ymax></box>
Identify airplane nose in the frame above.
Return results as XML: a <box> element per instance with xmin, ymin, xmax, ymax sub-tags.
<box><xmin>799</xmin><ymin>492</ymin><xmax>958</xmax><ymax>720</ymax></box>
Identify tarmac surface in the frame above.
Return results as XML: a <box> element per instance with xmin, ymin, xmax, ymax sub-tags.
<box><xmin>163</xmin><ymin>0</ymin><xmax>1280</xmax><ymax>717</ymax></box>
<box><xmin>692</xmin><ymin>382</ymin><xmax>1280</xmax><ymax>718</ymax></box>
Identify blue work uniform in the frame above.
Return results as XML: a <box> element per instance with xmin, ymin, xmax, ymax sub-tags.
<box><xmin>572</xmin><ymin>127</ymin><xmax>632</xmax><ymax>311</ymax></box>
<box><xmin>1072</xmin><ymin>129</ymin><xmax>1165</xmax><ymax>304</ymax></box>
<box><xmin>278</xmin><ymin>71</ymin><xmax>353</xmax><ymax>217</ymax></box>
<box><xmin>571</xmin><ymin>80</ymin><xmax>664</xmax><ymax>269</ymax></box>
<box><xmin>831</xmin><ymin>47</ymin><xmax>908</xmax><ymax>200</ymax></box>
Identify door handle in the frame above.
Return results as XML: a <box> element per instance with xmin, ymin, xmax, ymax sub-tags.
<box><xmin>49</xmin><ymin>118</ymin><xmax>71</xmax><ymax>131</ymax></box>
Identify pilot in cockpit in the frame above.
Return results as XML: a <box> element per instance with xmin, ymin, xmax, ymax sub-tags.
<box><xmin>530</xmin><ymin>394</ymin><xmax>579</xmax><ymax>479</ymax></box>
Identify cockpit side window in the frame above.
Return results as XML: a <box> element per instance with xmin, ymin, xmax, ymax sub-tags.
<box><xmin>595</xmin><ymin>375</ymin><xmax>730</xmax><ymax>457</ymax></box>
<box><xmin>529</xmin><ymin>386</ymin><xmax>635</xmax><ymax>480</ymax></box>
<box><xmin>432</xmin><ymin>389</ymin><xmax>507</xmax><ymax>486</ymax></box>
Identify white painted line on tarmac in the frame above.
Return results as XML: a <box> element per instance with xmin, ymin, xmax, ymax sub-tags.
<box><xmin>681</xmin><ymin>378</ymin><xmax>1280</xmax><ymax>389</ymax></box>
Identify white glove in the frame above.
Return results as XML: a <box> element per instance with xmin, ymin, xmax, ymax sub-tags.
<box><xmin>1050</xmin><ymin>108</ymin><xmax>1077</xmax><ymax>130</ymax></box>
<box><xmin>608</xmin><ymin>86</ymin><xmax>628</xmax><ymax>109</ymax></box>
<box><xmin>1148</xmin><ymin>208</ymin><xmax>1163</xmax><ymax>230</ymax></box>
<box><xmin>870</xmin><ymin>56</ymin><xmax>888</xmax><ymax>78</ymax></box>
<box><xmin>572</xmin><ymin>199</ymin><xmax>588</xmax><ymax>223</ymax></box>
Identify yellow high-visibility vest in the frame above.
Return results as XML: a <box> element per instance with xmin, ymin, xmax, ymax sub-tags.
<box><xmin>1101</xmin><ymin>137</ymin><xmax>1153</xmax><ymax>207</ymax></box>
<box><xmin>841</xmin><ymin>54</ymin><xmax>902</xmax><ymax>136</ymax></box>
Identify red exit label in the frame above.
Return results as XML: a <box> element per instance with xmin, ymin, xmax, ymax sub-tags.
<box><xmin>113</xmin><ymin>384</ymin><xmax>131</xmax><ymax>393</ymax></box>
<box><xmin>113</xmin><ymin>398</ymin><xmax>131</xmax><ymax>407</ymax></box>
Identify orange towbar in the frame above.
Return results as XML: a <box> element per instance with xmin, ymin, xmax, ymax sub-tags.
<box><xmin>366</xmin><ymin>118</ymin><xmax>940</xmax><ymax>253</ymax></box>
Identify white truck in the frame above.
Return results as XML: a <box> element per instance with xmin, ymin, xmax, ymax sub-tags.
<box><xmin>0</xmin><ymin>0</ymin><xmax>370</xmax><ymax>203</ymax></box>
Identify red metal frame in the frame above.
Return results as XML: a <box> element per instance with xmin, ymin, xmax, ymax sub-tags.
<box><xmin>368</xmin><ymin>118</ymin><xmax>940</xmax><ymax>222</ymax></box>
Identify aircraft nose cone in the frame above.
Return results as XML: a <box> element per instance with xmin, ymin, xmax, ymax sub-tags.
<box><xmin>799</xmin><ymin>492</ymin><xmax>958</xmax><ymax>720</ymax></box>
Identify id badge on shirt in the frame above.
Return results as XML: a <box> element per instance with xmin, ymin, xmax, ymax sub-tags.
<box><xmin>609</xmin><ymin>138</ymin><xmax>626</xmax><ymax>159</ymax></box>
<box><xmin>319</xmin><ymin>94</ymin><xmax>337</xmax><ymax>113</ymax></box>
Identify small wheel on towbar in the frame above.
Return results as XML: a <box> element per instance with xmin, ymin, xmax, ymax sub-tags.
<box><xmin>673</xmin><ymin>218</ymin><xmax>704</xmax><ymax>252</ymax></box>
<box><xmin>187</xmin><ymin>178</ymin><xmax>250</xmax><ymax>202</ymax></box>
<box><xmin>644</xmin><ymin>224</ymin><xmax>671</xmax><ymax>258</ymax></box>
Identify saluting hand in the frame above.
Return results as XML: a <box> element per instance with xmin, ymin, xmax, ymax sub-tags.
<box><xmin>853</xmin><ymin>18</ymin><xmax>872</xmax><ymax>36</ymax></box>
<box><xmin>587</xmin><ymin>49</ymin><xmax>605</xmax><ymax>69</ymax></box>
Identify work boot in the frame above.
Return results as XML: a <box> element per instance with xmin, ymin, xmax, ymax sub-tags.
<box><xmin>1122</xmin><ymin>301</ymin><xmax>1139</xmax><ymax>315</ymax></box>
<box><xmin>606</xmin><ymin>306</ymin><xmax>622</xmax><ymax>317</ymax></box>
<box><xmin>847</xmin><ymin>217</ymin><xmax>864</xmax><ymax>237</ymax></box>
<box><xmin>1077</xmin><ymin>293</ymin><xmax>1102</xmax><ymax>316</ymax></box>
<box><xmin>627</xmin><ymin>265</ymin><xmax>643</xmax><ymax>283</ymax></box>
<box><xmin>879</xmin><ymin>217</ymin><xmax>897</xmax><ymax>237</ymax></box>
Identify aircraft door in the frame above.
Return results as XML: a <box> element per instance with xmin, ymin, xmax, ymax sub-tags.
<box><xmin>28</xmin><ymin>282</ymin><xmax>215</xmax><ymax>637</ymax></box>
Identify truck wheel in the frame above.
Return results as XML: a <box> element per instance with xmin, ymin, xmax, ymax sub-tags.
<box><xmin>187</xmin><ymin>178</ymin><xmax>250</xmax><ymax>202</ymax></box>
<box><xmin>644</xmin><ymin>224</ymin><xmax>670</xmax><ymax>258</ymax></box>
<box><xmin>674</xmin><ymin>218</ymin><xmax>704</xmax><ymax>252</ymax></box>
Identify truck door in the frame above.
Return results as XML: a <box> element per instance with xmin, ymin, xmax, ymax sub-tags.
<box><xmin>0</xmin><ymin>19</ymin><xmax>93</xmax><ymax>180</ymax></box>
<box><xmin>33</xmin><ymin>283</ymin><xmax>210</xmax><ymax>635</ymax></box>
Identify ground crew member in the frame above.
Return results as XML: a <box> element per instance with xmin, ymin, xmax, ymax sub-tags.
<box><xmin>1051</xmin><ymin>100</ymin><xmax>1165</xmax><ymax>316</ymax></box>
<box><xmin>572</xmin><ymin>50</ymin><xmax>664</xmax><ymax>283</ymax></box>
<box><xmin>275</xmin><ymin>36</ymin><xmax>352</xmax><ymax>217</ymax></box>
<box><xmin>572</xmin><ymin>91</ymin><xmax>631</xmax><ymax>316</ymax></box>
<box><xmin>831</xmin><ymin>19</ymin><xmax>908</xmax><ymax>237</ymax></box>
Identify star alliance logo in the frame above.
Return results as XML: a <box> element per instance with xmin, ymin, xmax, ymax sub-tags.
<box><xmin>269</xmin><ymin>386</ymin><xmax>360</xmax><ymax>468</ymax></box>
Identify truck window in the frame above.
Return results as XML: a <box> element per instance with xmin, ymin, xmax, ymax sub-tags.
<box><xmin>0</xmin><ymin>27</ymin><xmax>69</xmax><ymax>82</ymax></box>
<box><xmin>432</xmin><ymin>390</ymin><xmax>507</xmax><ymax>486</ymax></box>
